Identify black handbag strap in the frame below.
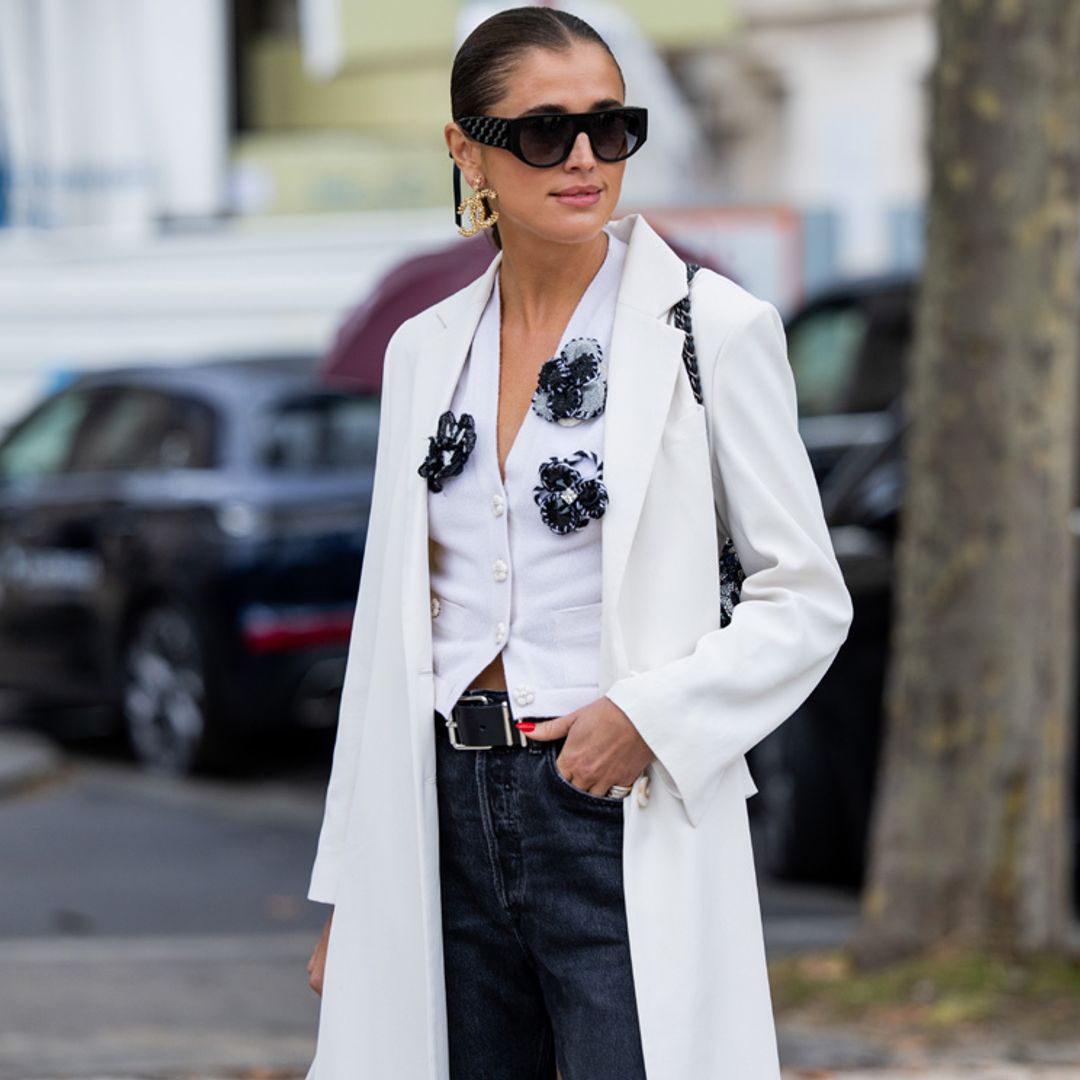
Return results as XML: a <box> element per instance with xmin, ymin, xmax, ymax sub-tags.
<box><xmin>672</xmin><ymin>263</ymin><xmax>703</xmax><ymax>405</ymax></box>
<box><xmin>669</xmin><ymin>261</ymin><xmax>745</xmax><ymax>623</ymax></box>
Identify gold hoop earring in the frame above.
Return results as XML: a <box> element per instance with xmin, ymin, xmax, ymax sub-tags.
<box><xmin>457</xmin><ymin>175</ymin><xmax>499</xmax><ymax>237</ymax></box>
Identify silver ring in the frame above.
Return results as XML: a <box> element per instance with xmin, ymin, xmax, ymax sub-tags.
<box><xmin>606</xmin><ymin>783</ymin><xmax>633</xmax><ymax>798</ymax></box>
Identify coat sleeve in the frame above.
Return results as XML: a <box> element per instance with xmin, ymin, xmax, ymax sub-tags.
<box><xmin>306</xmin><ymin>322</ymin><xmax>413</xmax><ymax>904</ymax></box>
<box><xmin>603</xmin><ymin>290</ymin><xmax>854</xmax><ymax>829</ymax></box>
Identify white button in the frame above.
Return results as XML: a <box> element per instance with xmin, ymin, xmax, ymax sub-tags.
<box><xmin>493</xmin><ymin>558</ymin><xmax>508</xmax><ymax>582</ymax></box>
<box><xmin>495</xmin><ymin>621</ymin><xmax>507</xmax><ymax>644</ymax></box>
<box><xmin>492</xmin><ymin>494</ymin><xmax>505</xmax><ymax>517</ymax></box>
<box><xmin>513</xmin><ymin>685</ymin><xmax>535</xmax><ymax>706</ymax></box>
<box><xmin>430</xmin><ymin>596</ymin><xmax>441</xmax><ymax>618</ymax></box>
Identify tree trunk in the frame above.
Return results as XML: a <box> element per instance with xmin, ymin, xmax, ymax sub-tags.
<box><xmin>853</xmin><ymin>0</ymin><xmax>1080</xmax><ymax>963</ymax></box>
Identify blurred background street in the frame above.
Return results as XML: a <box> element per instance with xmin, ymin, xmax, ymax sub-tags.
<box><xmin>1</xmin><ymin>0</ymin><xmax>1078</xmax><ymax>1076</ymax></box>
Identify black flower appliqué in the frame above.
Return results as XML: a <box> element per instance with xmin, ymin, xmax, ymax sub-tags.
<box><xmin>532</xmin><ymin>449</ymin><xmax>609</xmax><ymax>535</ymax></box>
<box><xmin>531</xmin><ymin>338</ymin><xmax>607</xmax><ymax>426</ymax></box>
<box><xmin>418</xmin><ymin>410</ymin><xmax>476</xmax><ymax>492</ymax></box>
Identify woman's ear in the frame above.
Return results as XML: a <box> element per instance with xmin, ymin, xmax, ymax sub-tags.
<box><xmin>445</xmin><ymin>122</ymin><xmax>481</xmax><ymax>179</ymax></box>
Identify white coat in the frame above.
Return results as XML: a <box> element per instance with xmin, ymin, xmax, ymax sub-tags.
<box><xmin>304</xmin><ymin>211</ymin><xmax>854</xmax><ymax>1079</ymax></box>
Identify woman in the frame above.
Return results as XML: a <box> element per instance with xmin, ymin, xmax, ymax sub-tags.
<box><xmin>304</xmin><ymin>8</ymin><xmax>853</xmax><ymax>1080</ymax></box>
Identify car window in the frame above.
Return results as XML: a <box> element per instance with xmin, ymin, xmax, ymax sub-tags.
<box><xmin>70</xmin><ymin>389</ymin><xmax>217</xmax><ymax>472</ymax></box>
<box><xmin>788</xmin><ymin>293</ymin><xmax>912</xmax><ymax>417</ymax></box>
<box><xmin>787</xmin><ymin>304</ymin><xmax>869</xmax><ymax>418</ymax></box>
<box><xmin>0</xmin><ymin>390</ymin><xmax>94</xmax><ymax>480</ymax></box>
<box><xmin>260</xmin><ymin>394</ymin><xmax>380</xmax><ymax>472</ymax></box>
<box><xmin>845</xmin><ymin>293</ymin><xmax>910</xmax><ymax>413</ymax></box>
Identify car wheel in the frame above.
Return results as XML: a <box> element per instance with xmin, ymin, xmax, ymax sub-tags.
<box><xmin>121</xmin><ymin>604</ymin><xmax>225</xmax><ymax>775</ymax></box>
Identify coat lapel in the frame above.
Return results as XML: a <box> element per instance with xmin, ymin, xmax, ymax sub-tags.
<box><xmin>402</xmin><ymin>251</ymin><xmax>503</xmax><ymax>682</ymax></box>
<box><xmin>598</xmin><ymin>215</ymin><xmax>691</xmax><ymax>677</ymax></box>
<box><xmin>408</xmin><ymin>250</ymin><xmax>504</xmax><ymax>480</ymax></box>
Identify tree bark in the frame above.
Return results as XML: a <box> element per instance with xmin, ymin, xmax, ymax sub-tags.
<box><xmin>853</xmin><ymin>0</ymin><xmax>1080</xmax><ymax>963</ymax></box>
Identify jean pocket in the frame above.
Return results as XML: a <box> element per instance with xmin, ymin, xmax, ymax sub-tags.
<box><xmin>545</xmin><ymin>743</ymin><xmax>627</xmax><ymax>808</ymax></box>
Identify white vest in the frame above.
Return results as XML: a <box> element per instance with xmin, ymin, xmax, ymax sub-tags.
<box><xmin>428</xmin><ymin>229</ymin><xmax>628</xmax><ymax>720</ymax></box>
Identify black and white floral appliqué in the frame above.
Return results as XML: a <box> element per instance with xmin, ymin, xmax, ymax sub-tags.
<box><xmin>418</xmin><ymin>410</ymin><xmax>477</xmax><ymax>492</ymax></box>
<box><xmin>532</xmin><ymin>449</ymin><xmax>608</xmax><ymax>535</ymax></box>
<box><xmin>531</xmin><ymin>338</ymin><xmax>607</xmax><ymax>426</ymax></box>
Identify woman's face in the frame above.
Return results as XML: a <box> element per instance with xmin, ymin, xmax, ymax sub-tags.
<box><xmin>447</xmin><ymin>42</ymin><xmax>629</xmax><ymax>249</ymax></box>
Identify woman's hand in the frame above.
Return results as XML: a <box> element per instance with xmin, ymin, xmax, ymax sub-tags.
<box><xmin>519</xmin><ymin>696</ymin><xmax>654</xmax><ymax>797</ymax></box>
<box><xmin>308</xmin><ymin>910</ymin><xmax>333</xmax><ymax>996</ymax></box>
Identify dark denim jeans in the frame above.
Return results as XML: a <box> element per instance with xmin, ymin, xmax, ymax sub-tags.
<box><xmin>433</xmin><ymin>707</ymin><xmax>648</xmax><ymax>1080</ymax></box>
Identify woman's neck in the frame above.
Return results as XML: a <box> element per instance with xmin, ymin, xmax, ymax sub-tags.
<box><xmin>497</xmin><ymin>229</ymin><xmax>610</xmax><ymax>334</ymax></box>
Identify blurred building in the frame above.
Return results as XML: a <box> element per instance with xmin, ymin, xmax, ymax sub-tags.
<box><xmin>0</xmin><ymin>0</ymin><xmax>229</xmax><ymax>232</ymax></box>
<box><xmin>231</xmin><ymin>0</ymin><xmax>735</xmax><ymax>216</ymax></box>
<box><xmin>232</xmin><ymin>0</ymin><xmax>933</xmax><ymax>277</ymax></box>
<box><xmin>0</xmin><ymin>0</ymin><xmax>935</xmax><ymax>250</ymax></box>
<box><xmin>0</xmin><ymin>0</ymin><xmax>934</xmax><ymax>429</ymax></box>
<box><xmin>694</xmin><ymin>0</ymin><xmax>934</xmax><ymax>278</ymax></box>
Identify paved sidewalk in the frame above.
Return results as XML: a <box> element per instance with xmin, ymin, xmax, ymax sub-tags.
<box><xmin>0</xmin><ymin>933</ymin><xmax>318</xmax><ymax>1080</ymax></box>
<box><xmin>2</xmin><ymin>929</ymin><xmax>1078</xmax><ymax>1079</ymax></box>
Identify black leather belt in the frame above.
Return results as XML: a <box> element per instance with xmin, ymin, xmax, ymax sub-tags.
<box><xmin>435</xmin><ymin>688</ymin><xmax>531</xmax><ymax>749</ymax></box>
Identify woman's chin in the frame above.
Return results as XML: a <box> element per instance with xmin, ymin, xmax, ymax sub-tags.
<box><xmin>526</xmin><ymin>208</ymin><xmax>615</xmax><ymax>246</ymax></box>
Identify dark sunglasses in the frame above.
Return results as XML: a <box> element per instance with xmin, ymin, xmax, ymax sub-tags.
<box><xmin>455</xmin><ymin>106</ymin><xmax>648</xmax><ymax>168</ymax></box>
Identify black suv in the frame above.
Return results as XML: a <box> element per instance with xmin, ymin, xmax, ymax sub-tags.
<box><xmin>0</xmin><ymin>357</ymin><xmax>379</xmax><ymax>774</ymax></box>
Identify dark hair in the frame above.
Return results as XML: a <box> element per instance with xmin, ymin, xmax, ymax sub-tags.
<box><xmin>450</xmin><ymin>7</ymin><xmax>625</xmax><ymax>250</ymax></box>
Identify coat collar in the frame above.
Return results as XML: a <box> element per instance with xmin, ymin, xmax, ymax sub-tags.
<box><xmin>416</xmin><ymin>212</ymin><xmax>691</xmax><ymax>461</ymax></box>
<box><xmin>407</xmin><ymin>212</ymin><xmax>692</xmax><ymax>682</ymax></box>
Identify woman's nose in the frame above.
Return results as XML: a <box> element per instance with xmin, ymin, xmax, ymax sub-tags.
<box><xmin>564</xmin><ymin>130</ymin><xmax>597</xmax><ymax>169</ymax></box>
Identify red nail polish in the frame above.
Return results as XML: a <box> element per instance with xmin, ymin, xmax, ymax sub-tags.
<box><xmin>515</xmin><ymin>721</ymin><xmax>535</xmax><ymax>732</ymax></box>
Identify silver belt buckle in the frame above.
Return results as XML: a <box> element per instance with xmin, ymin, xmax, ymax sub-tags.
<box><xmin>446</xmin><ymin>692</ymin><xmax>523</xmax><ymax>749</ymax></box>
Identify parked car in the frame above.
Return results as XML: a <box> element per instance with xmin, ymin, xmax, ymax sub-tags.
<box><xmin>0</xmin><ymin>356</ymin><xmax>379</xmax><ymax>774</ymax></box>
<box><xmin>753</xmin><ymin>274</ymin><xmax>1080</xmax><ymax>905</ymax></box>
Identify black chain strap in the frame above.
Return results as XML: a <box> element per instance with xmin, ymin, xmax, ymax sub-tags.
<box><xmin>673</xmin><ymin>263</ymin><xmax>704</xmax><ymax>405</ymax></box>
<box><xmin>672</xmin><ymin>262</ymin><xmax>746</xmax><ymax>627</ymax></box>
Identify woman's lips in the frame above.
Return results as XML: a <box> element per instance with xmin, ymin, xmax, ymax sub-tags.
<box><xmin>554</xmin><ymin>189</ymin><xmax>601</xmax><ymax>207</ymax></box>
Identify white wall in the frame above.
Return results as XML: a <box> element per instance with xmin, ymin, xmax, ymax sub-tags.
<box><xmin>0</xmin><ymin>0</ymin><xmax>229</xmax><ymax>232</ymax></box>
<box><xmin>699</xmin><ymin>0</ymin><xmax>935</xmax><ymax>277</ymax></box>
